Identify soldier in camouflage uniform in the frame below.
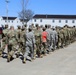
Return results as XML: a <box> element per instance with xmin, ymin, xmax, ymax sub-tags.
<box><xmin>59</xmin><ymin>28</ymin><xmax>64</xmax><ymax>48</ymax></box>
<box><xmin>16</xmin><ymin>26</ymin><xmax>26</xmax><ymax>58</ymax></box>
<box><xmin>15</xmin><ymin>26</ymin><xmax>22</xmax><ymax>57</ymax></box>
<box><xmin>7</xmin><ymin>26</ymin><xmax>18</xmax><ymax>62</ymax></box>
<box><xmin>56</xmin><ymin>27</ymin><xmax>60</xmax><ymax>49</ymax></box>
<box><xmin>34</xmin><ymin>24</ymin><xmax>43</xmax><ymax>58</ymax></box>
<box><xmin>72</xmin><ymin>26</ymin><xmax>76</xmax><ymax>42</ymax></box>
<box><xmin>63</xmin><ymin>25</ymin><xmax>68</xmax><ymax>46</ymax></box>
<box><xmin>0</xmin><ymin>25</ymin><xmax>9</xmax><ymax>56</ymax></box>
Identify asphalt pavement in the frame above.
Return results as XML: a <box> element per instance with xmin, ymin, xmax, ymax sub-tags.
<box><xmin>0</xmin><ymin>42</ymin><xmax>76</xmax><ymax>75</ymax></box>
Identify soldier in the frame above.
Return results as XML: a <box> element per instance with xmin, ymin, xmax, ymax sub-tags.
<box><xmin>15</xmin><ymin>25</ymin><xmax>22</xmax><ymax>57</ymax></box>
<box><xmin>20</xmin><ymin>26</ymin><xmax>26</xmax><ymax>54</ymax></box>
<box><xmin>40</xmin><ymin>25</ymin><xmax>43</xmax><ymax>33</ymax></box>
<box><xmin>59</xmin><ymin>28</ymin><xmax>64</xmax><ymax>48</ymax></box>
<box><xmin>56</xmin><ymin>27</ymin><xmax>60</xmax><ymax>49</ymax></box>
<box><xmin>7</xmin><ymin>26</ymin><xmax>18</xmax><ymax>62</ymax></box>
<box><xmin>0</xmin><ymin>24</ymin><xmax>9</xmax><ymax>57</ymax></box>
<box><xmin>72</xmin><ymin>26</ymin><xmax>76</xmax><ymax>42</ymax></box>
<box><xmin>16</xmin><ymin>26</ymin><xmax>26</xmax><ymax>58</ymax></box>
<box><xmin>41</xmin><ymin>27</ymin><xmax>48</xmax><ymax>56</ymax></box>
<box><xmin>23</xmin><ymin>28</ymin><xmax>36</xmax><ymax>64</ymax></box>
<box><xmin>31</xmin><ymin>24</ymin><xmax>36</xmax><ymax>33</ymax></box>
<box><xmin>51</xmin><ymin>27</ymin><xmax>58</xmax><ymax>51</ymax></box>
<box><xmin>45</xmin><ymin>25</ymin><xmax>53</xmax><ymax>53</ymax></box>
<box><xmin>63</xmin><ymin>25</ymin><xmax>69</xmax><ymax>46</ymax></box>
<box><xmin>34</xmin><ymin>24</ymin><xmax>43</xmax><ymax>58</ymax></box>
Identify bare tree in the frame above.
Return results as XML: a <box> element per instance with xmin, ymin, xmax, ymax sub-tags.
<box><xmin>25</xmin><ymin>9</ymin><xmax>34</xmax><ymax>20</ymax></box>
<box><xmin>19</xmin><ymin>0</ymin><xmax>34</xmax><ymax>25</ymax></box>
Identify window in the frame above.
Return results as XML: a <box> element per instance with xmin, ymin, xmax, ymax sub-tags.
<box><xmin>52</xmin><ymin>20</ymin><xmax>55</xmax><ymax>23</ymax></box>
<box><xmin>59</xmin><ymin>20</ymin><xmax>61</xmax><ymax>23</ymax></box>
<box><xmin>12</xmin><ymin>21</ymin><xmax>13</xmax><ymax>23</ymax></box>
<box><xmin>34</xmin><ymin>19</ymin><xmax>36</xmax><ymax>22</ymax></box>
<box><xmin>5</xmin><ymin>20</ymin><xmax>7</xmax><ymax>22</ymax></box>
<box><xmin>40</xmin><ymin>19</ymin><xmax>42</xmax><ymax>22</ymax></box>
<box><xmin>72</xmin><ymin>20</ymin><xmax>75</xmax><ymax>23</ymax></box>
<box><xmin>65</xmin><ymin>20</ymin><xmax>68</xmax><ymax>23</ymax></box>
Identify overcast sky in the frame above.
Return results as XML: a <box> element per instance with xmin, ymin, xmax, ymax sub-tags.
<box><xmin>0</xmin><ymin>0</ymin><xmax>76</xmax><ymax>17</ymax></box>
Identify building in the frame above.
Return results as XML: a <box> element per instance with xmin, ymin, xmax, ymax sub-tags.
<box><xmin>27</xmin><ymin>14</ymin><xmax>76</xmax><ymax>27</ymax></box>
<box><xmin>0</xmin><ymin>16</ymin><xmax>26</xmax><ymax>29</ymax></box>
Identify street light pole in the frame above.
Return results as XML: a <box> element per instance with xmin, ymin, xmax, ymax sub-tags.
<box><xmin>5</xmin><ymin>0</ymin><xmax>9</xmax><ymax>25</ymax></box>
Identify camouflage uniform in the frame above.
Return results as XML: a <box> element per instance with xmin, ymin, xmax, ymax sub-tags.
<box><xmin>7</xmin><ymin>26</ymin><xmax>17</xmax><ymax>62</ymax></box>
<box><xmin>34</xmin><ymin>26</ymin><xmax>42</xmax><ymax>58</ymax></box>
<box><xmin>59</xmin><ymin>28</ymin><xmax>64</xmax><ymax>48</ymax></box>
<box><xmin>56</xmin><ymin>28</ymin><xmax>60</xmax><ymax>49</ymax></box>
<box><xmin>15</xmin><ymin>26</ymin><xmax>22</xmax><ymax>57</ymax></box>
<box><xmin>0</xmin><ymin>25</ymin><xmax>9</xmax><ymax>56</ymax></box>
<box><xmin>16</xmin><ymin>27</ymin><xmax>26</xmax><ymax>57</ymax></box>
<box><xmin>63</xmin><ymin>27</ymin><xmax>68</xmax><ymax>46</ymax></box>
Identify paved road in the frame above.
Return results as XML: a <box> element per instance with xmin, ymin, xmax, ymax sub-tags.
<box><xmin>0</xmin><ymin>42</ymin><xmax>76</xmax><ymax>75</ymax></box>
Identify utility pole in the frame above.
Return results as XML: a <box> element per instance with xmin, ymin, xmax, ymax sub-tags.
<box><xmin>5</xmin><ymin>0</ymin><xmax>9</xmax><ymax>25</ymax></box>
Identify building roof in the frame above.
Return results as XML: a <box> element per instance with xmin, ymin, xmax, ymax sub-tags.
<box><xmin>33</xmin><ymin>14</ymin><xmax>76</xmax><ymax>19</ymax></box>
<box><xmin>2</xmin><ymin>17</ymin><xmax>17</xmax><ymax>20</ymax></box>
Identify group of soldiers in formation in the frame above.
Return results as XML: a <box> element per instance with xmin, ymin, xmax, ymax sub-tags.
<box><xmin>0</xmin><ymin>24</ymin><xmax>76</xmax><ymax>64</ymax></box>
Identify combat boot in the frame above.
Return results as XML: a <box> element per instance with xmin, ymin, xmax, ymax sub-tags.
<box><xmin>7</xmin><ymin>54</ymin><xmax>11</xmax><ymax>62</ymax></box>
<box><xmin>22</xmin><ymin>57</ymin><xmax>26</xmax><ymax>64</ymax></box>
<box><xmin>43</xmin><ymin>52</ymin><xmax>47</xmax><ymax>56</ymax></box>
<box><xmin>0</xmin><ymin>51</ymin><xmax>2</xmax><ymax>57</ymax></box>
<box><xmin>15</xmin><ymin>53</ymin><xmax>19</xmax><ymax>58</ymax></box>
<box><xmin>32</xmin><ymin>56</ymin><xmax>36</xmax><ymax>60</ymax></box>
<box><xmin>40</xmin><ymin>54</ymin><xmax>43</xmax><ymax>58</ymax></box>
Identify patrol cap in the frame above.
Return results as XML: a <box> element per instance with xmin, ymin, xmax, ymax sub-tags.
<box><xmin>73</xmin><ymin>25</ymin><xmax>75</xmax><ymax>28</ymax></box>
<box><xmin>28</xmin><ymin>27</ymin><xmax>32</xmax><ymax>31</ymax></box>
<box><xmin>45</xmin><ymin>24</ymin><xmax>48</xmax><ymax>28</ymax></box>
<box><xmin>35</xmin><ymin>24</ymin><xmax>39</xmax><ymax>27</ymax></box>
<box><xmin>24</xmin><ymin>24</ymin><xmax>27</xmax><ymax>27</ymax></box>
<box><xmin>17</xmin><ymin>25</ymin><xmax>21</xmax><ymax>29</ymax></box>
<box><xmin>52</xmin><ymin>26</ymin><xmax>55</xmax><ymax>30</ymax></box>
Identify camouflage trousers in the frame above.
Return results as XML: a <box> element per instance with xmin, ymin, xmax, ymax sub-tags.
<box><xmin>16</xmin><ymin>42</ymin><xmax>25</xmax><ymax>56</ymax></box>
<box><xmin>0</xmin><ymin>40</ymin><xmax>7</xmax><ymax>56</ymax></box>
<box><xmin>41</xmin><ymin>42</ymin><xmax>47</xmax><ymax>55</ymax></box>
<box><xmin>24</xmin><ymin>42</ymin><xmax>34</xmax><ymax>59</ymax></box>
<box><xmin>7</xmin><ymin>43</ymin><xmax>18</xmax><ymax>57</ymax></box>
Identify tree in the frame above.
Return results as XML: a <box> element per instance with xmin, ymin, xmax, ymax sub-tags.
<box><xmin>25</xmin><ymin>9</ymin><xmax>34</xmax><ymax>20</ymax></box>
<box><xmin>18</xmin><ymin>0</ymin><xmax>34</xmax><ymax>25</ymax></box>
<box><xmin>19</xmin><ymin>9</ymin><xmax>34</xmax><ymax>23</ymax></box>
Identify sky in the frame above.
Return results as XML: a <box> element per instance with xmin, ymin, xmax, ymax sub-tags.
<box><xmin>0</xmin><ymin>0</ymin><xmax>76</xmax><ymax>17</ymax></box>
